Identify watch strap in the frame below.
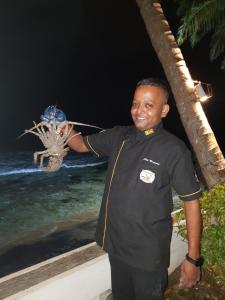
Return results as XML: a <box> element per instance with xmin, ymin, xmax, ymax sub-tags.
<box><xmin>186</xmin><ymin>253</ymin><xmax>204</xmax><ymax>267</ymax></box>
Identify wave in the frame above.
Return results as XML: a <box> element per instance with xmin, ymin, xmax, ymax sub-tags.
<box><xmin>62</xmin><ymin>161</ymin><xmax>106</xmax><ymax>169</ymax></box>
<box><xmin>0</xmin><ymin>168</ymin><xmax>42</xmax><ymax>176</ymax></box>
<box><xmin>0</xmin><ymin>161</ymin><xmax>107</xmax><ymax>176</ymax></box>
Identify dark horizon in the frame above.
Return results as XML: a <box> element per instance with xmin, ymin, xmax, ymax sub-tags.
<box><xmin>0</xmin><ymin>0</ymin><xmax>224</xmax><ymax>153</ymax></box>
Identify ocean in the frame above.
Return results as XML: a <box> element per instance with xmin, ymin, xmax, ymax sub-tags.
<box><xmin>0</xmin><ymin>151</ymin><xmax>180</xmax><ymax>277</ymax></box>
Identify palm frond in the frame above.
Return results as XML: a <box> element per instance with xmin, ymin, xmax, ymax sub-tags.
<box><xmin>176</xmin><ymin>0</ymin><xmax>225</xmax><ymax>46</ymax></box>
<box><xmin>174</xmin><ymin>0</ymin><xmax>225</xmax><ymax>69</ymax></box>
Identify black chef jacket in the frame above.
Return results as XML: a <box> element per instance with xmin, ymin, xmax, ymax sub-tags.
<box><xmin>84</xmin><ymin>122</ymin><xmax>201</xmax><ymax>271</ymax></box>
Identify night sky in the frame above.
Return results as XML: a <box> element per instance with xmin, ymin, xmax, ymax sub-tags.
<box><xmin>0</xmin><ymin>0</ymin><xmax>224</xmax><ymax>153</ymax></box>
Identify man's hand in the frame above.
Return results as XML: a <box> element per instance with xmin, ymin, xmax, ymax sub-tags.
<box><xmin>179</xmin><ymin>259</ymin><xmax>201</xmax><ymax>288</ymax></box>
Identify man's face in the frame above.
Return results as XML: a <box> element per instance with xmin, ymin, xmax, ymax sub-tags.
<box><xmin>131</xmin><ymin>85</ymin><xmax>169</xmax><ymax>131</ymax></box>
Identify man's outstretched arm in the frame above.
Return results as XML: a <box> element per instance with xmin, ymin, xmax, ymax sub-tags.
<box><xmin>66</xmin><ymin>127</ymin><xmax>89</xmax><ymax>153</ymax></box>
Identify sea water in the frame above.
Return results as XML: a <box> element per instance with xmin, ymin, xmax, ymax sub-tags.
<box><xmin>0</xmin><ymin>151</ymin><xmax>180</xmax><ymax>276</ymax></box>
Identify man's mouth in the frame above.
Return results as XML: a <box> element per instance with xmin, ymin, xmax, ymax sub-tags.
<box><xmin>136</xmin><ymin>116</ymin><xmax>145</xmax><ymax>120</ymax></box>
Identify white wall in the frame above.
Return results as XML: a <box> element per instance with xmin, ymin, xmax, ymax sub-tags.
<box><xmin>169</xmin><ymin>224</ymin><xmax>187</xmax><ymax>274</ymax></box>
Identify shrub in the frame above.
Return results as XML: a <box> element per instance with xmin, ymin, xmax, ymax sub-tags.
<box><xmin>176</xmin><ymin>184</ymin><xmax>225</xmax><ymax>290</ymax></box>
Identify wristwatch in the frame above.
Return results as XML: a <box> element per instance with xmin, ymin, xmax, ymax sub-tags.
<box><xmin>186</xmin><ymin>253</ymin><xmax>204</xmax><ymax>267</ymax></box>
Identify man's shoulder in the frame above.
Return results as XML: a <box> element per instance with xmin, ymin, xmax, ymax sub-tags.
<box><xmin>160</xmin><ymin>128</ymin><xmax>188</xmax><ymax>155</ymax></box>
<box><xmin>99</xmin><ymin>125</ymin><xmax>134</xmax><ymax>139</ymax></box>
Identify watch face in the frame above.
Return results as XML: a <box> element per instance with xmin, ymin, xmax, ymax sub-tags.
<box><xmin>196</xmin><ymin>257</ymin><xmax>204</xmax><ymax>267</ymax></box>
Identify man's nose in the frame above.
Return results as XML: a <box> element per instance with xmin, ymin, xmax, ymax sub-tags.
<box><xmin>137</xmin><ymin>104</ymin><xmax>144</xmax><ymax>113</ymax></box>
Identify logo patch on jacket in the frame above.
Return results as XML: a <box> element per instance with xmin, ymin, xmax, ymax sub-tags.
<box><xmin>140</xmin><ymin>169</ymin><xmax>155</xmax><ymax>183</ymax></box>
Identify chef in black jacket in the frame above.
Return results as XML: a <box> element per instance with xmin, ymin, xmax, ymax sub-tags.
<box><xmin>66</xmin><ymin>78</ymin><xmax>202</xmax><ymax>300</ymax></box>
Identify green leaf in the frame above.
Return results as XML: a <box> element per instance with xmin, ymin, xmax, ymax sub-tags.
<box><xmin>174</xmin><ymin>0</ymin><xmax>225</xmax><ymax>69</ymax></box>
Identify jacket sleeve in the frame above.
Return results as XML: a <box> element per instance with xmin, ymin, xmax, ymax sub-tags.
<box><xmin>170</xmin><ymin>148</ymin><xmax>201</xmax><ymax>201</ymax></box>
<box><xmin>83</xmin><ymin>127</ymin><xmax>121</xmax><ymax>157</ymax></box>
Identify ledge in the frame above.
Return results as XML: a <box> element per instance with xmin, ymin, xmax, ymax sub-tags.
<box><xmin>0</xmin><ymin>242</ymin><xmax>104</xmax><ymax>300</ymax></box>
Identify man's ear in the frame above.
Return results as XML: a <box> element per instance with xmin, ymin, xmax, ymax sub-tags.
<box><xmin>161</xmin><ymin>104</ymin><xmax>170</xmax><ymax>118</ymax></box>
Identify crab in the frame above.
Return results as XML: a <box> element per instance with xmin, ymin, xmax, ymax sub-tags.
<box><xmin>21</xmin><ymin>106</ymin><xmax>102</xmax><ymax>172</ymax></box>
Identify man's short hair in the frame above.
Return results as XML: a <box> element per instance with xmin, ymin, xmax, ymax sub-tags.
<box><xmin>136</xmin><ymin>78</ymin><xmax>170</xmax><ymax>101</ymax></box>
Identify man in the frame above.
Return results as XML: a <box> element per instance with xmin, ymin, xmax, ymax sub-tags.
<box><xmin>66</xmin><ymin>78</ymin><xmax>202</xmax><ymax>300</ymax></box>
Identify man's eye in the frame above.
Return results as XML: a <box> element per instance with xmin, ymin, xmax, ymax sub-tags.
<box><xmin>132</xmin><ymin>102</ymin><xmax>137</xmax><ymax>107</ymax></box>
<box><xmin>146</xmin><ymin>103</ymin><xmax>152</xmax><ymax>109</ymax></box>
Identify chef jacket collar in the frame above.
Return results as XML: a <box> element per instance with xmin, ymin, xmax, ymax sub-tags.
<box><xmin>130</xmin><ymin>121</ymin><xmax>163</xmax><ymax>141</ymax></box>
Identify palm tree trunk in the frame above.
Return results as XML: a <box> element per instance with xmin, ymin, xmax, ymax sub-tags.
<box><xmin>136</xmin><ymin>0</ymin><xmax>225</xmax><ymax>188</ymax></box>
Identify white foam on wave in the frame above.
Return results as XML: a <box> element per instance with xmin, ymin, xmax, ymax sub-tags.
<box><xmin>0</xmin><ymin>161</ymin><xmax>106</xmax><ymax>176</ymax></box>
<box><xmin>0</xmin><ymin>168</ymin><xmax>42</xmax><ymax>176</ymax></box>
<box><xmin>62</xmin><ymin>161</ymin><xmax>106</xmax><ymax>169</ymax></box>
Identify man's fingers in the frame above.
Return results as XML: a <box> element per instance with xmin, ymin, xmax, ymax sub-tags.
<box><xmin>179</xmin><ymin>277</ymin><xmax>199</xmax><ymax>289</ymax></box>
<box><xmin>179</xmin><ymin>270</ymin><xmax>200</xmax><ymax>289</ymax></box>
<box><xmin>178</xmin><ymin>272</ymin><xmax>187</xmax><ymax>288</ymax></box>
<box><xmin>178</xmin><ymin>280</ymin><xmax>185</xmax><ymax>289</ymax></box>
